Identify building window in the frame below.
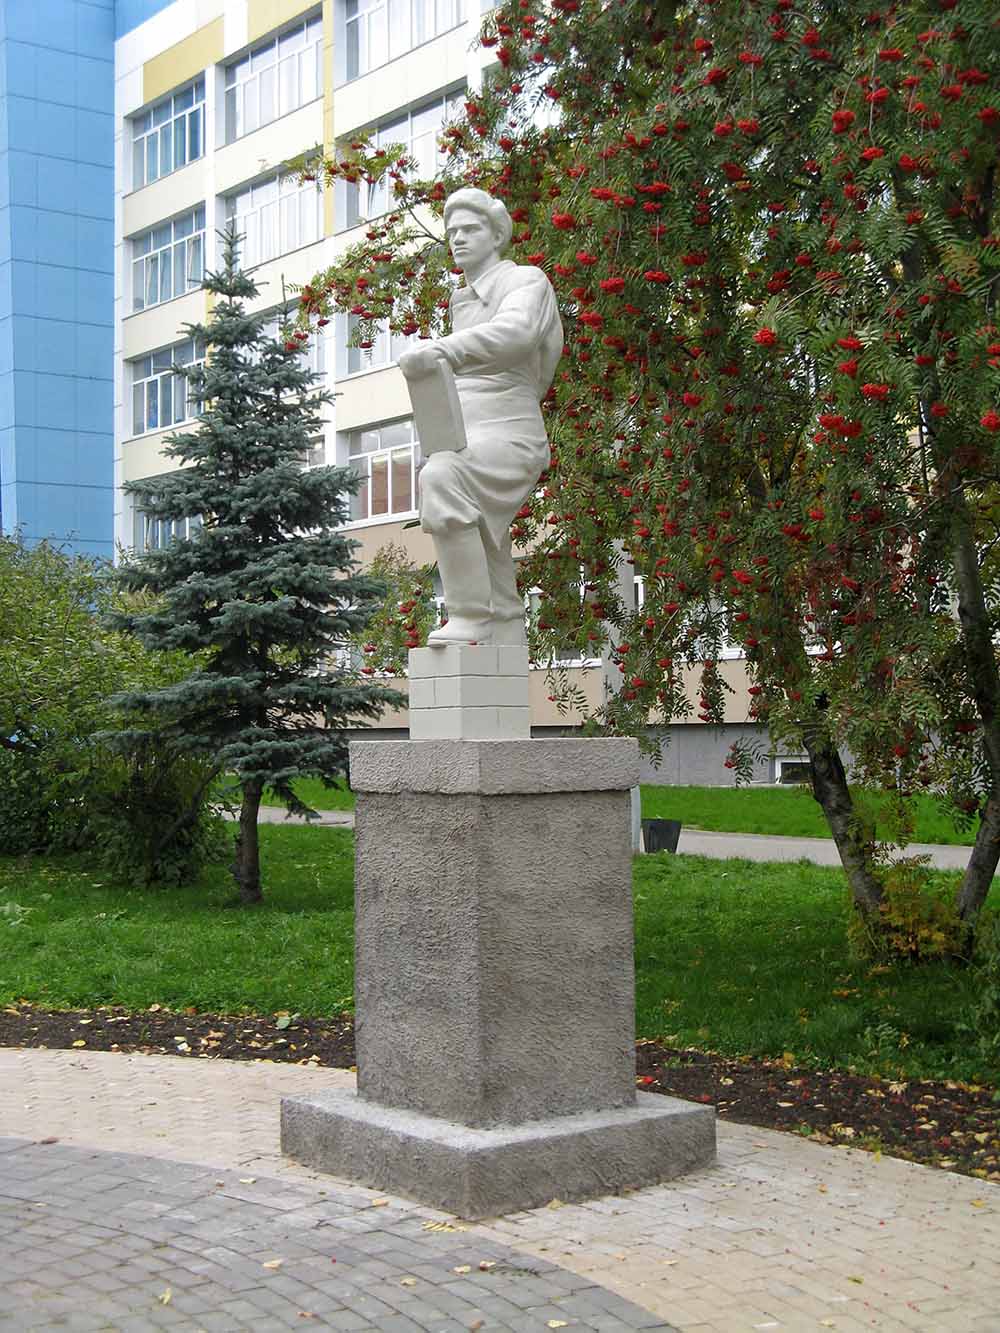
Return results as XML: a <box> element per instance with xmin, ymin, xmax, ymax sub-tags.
<box><xmin>256</xmin><ymin>311</ymin><xmax>327</xmax><ymax>381</ymax></box>
<box><xmin>133</xmin><ymin>503</ymin><xmax>202</xmax><ymax>553</ymax></box>
<box><xmin>347</xmin><ymin>419</ymin><xmax>419</xmax><ymax>520</ymax></box>
<box><xmin>225</xmin><ymin>174</ymin><xmax>322</xmax><ymax>269</ymax></box>
<box><xmin>343</xmin><ymin>314</ymin><xmax>413</xmax><ymax>374</ymax></box>
<box><xmin>225</xmin><ymin>14</ymin><xmax>323</xmax><ymax>141</ymax></box>
<box><xmin>130</xmin><ymin>338</ymin><xmax>206</xmax><ymax>437</ymax></box>
<box><xmin>132</xmin><ymin>79</ymin><xmax>205</xmax><ymax>189</ymax></box>
<box><xmin>341</xmin><ymin>87</ymin><xmax>463</xmax><ymax>228</ymax></box>
<box><xmin>344</xmin><ymin>0</ymin><xmax>463</xmax><ymax>82</ymax></box>
<box><xmin>131</xmin><ymin>207</ymin><xmax>206</xmax><ymax>313</ymax></box>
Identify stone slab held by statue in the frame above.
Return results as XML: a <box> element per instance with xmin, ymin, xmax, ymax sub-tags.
<box><xmin>398</xmin><ymin>187</ymin><xmax>563</xmax><ymax>649</ymax></box>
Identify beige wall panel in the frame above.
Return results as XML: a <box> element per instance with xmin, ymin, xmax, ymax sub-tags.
<box><xmin>247</xmin><ymin>0</ymin><xmax>317</xmax><ymax>44</ymax></box>
<box><xmin>239</xmin><ymin>238</ymin><xmax>328</xmax><ymax>313</ymax></box>
<box><xmin>142</xmin><ymin>18</ymin><xmax>224</xmax><ymax>105</ymax></box>
<box><xmin>346</xmin><ymin>518</ymin><xmax>436</xmax><ymax>567</ymax></box>
<box><xmin>214</xmin><ymin>99</ymin><xmax>325</xmax><ymax>196</ymax></box>
<box><xmin>123</xmin><ymin>160</ymin><xmax>207</xmax><ymax>234</ymax></box>
<box><xmin>334</xmin><ymin>28</ymin><xmax>470</xmax><ymax>138</ymax></box>
<box><xmin>676</xmin><ymin>658</ymin><xmax>752</xmax><ymax>725</ymax></box>
<box><xmin>336</xmin><ymin>368</ymin><xmax>412</xmax><ymax>431</ymax></box>
<box><xmin>123</xmin><ymin>291</ymin><xmax>205</xmax><ymax>359</ymax></box>
<box><xmin>121</xmin><ymin>426</ymin><xmax>195</xmax><ymax>483</ymax></box>
<box><xmin>529</xmin><ymin>666</ymin><xmax>602</xmax><ymax>726</ymax></box>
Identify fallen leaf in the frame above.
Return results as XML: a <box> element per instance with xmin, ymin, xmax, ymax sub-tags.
<box><xmin>972</xmin><ymin>1199</ymin><xmax>987</xmax><ymax>1208</ymax></box>
<box><xmin>400</xmin><ymin>1277</ymin><xmax>417</xmax><ymax>1287</ymax></box>
<box><xmin>546</xmin><ymin>1198</ymin><xmax>565</xmax><ymax>1209</ymax></box>
<box><xmin>262</xmin><ymin>1259</ymin><xmax>284</xmax><ymax>1270</ymax></box>
<box><xmin>239</xmin><ymin>1177</ymin><xmax>257</xmax><ymax>1184</ymax></box>
<box><xmin>547</xmin><ymin>1322</ymin><xmax>569</xmax><ymax>1329</ymax></box>
<box><xmin>817</xmin><ymin>1183</ymin><xmax>828</xmax><ymax>1193</ymax></box>
<box><xmin>72</xmin><ymin>1040</ymin><xmax>86</xmax><ymax>1048</ymax></box>
<box><xmin>848</xmin><ymin>1275</ymin><xmax>864</xmax><ymax>1284</ymax></box>
<box><xmin>423</xmin><ymin>1219</ymin><xmax>463</xmax><ymax>1232</ymax></box>
<box><xmin>158</xmin><ymin>1289</ymin><xmax>172</xmax><ymax>1305</ymax></box>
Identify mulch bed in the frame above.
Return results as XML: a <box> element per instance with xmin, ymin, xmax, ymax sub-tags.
<box><xmin>3</xmin><ymin>1002</ymin><xmax>998</xmax><ymax>1181</ymax></box>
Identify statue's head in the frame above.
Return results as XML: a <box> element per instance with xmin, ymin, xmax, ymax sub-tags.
<box><xmin>444</xmin><ymin>188</ymin><xmax>512</xmax><ymax>273</ymax></box>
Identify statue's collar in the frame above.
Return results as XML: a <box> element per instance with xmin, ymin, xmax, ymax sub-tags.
<box><xmin>461</xmin><ymin>259</ymin><xmax>513</xmax><ymax>302</ymax></box>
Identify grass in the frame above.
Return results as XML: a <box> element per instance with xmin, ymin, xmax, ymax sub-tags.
<box><xmin>1</xmin><ymin>828</ymin><xmax>994</xmax><ymax>1086</ymax></box>
<box><xmin>0</xmin><ymin>827</ymin><xmax>356</xmax><ymax>1016</ymax></box>
<box><xmin>643</xmin><ymin>785</ymin><xmax>975</xmax><ymax>845</ymax></box>
<box><xmin>264</xmin><ymin>778</ymin><xmax>977</xmax><ymax>847</ymax></box>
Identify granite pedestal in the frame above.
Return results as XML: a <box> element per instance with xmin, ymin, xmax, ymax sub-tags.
<box><xmin>281</xmin><ymin>733</ymin><xmax>716</xmax><ymax>1217</ymax></box>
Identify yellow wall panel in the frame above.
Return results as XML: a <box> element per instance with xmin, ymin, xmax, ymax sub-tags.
<box><xmin>142</xmin><ymin>18</ymin><xmax>224</xmax><ymax>105</ymax></box>
<box><xmin>323</xmin><ymin>0</ymin><xmax>335</xmax><ymax>234</ymax></box>
<box><xmin>248</xmin><ymin>0</ymin><xmax>317</xmax><ymax>43</ymax></box>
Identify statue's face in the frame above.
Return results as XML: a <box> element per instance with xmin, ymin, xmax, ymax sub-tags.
<box><xmin>445</xmin><ymin>208</ymin><xmax>499</xmax><ymax>272</ymax></box>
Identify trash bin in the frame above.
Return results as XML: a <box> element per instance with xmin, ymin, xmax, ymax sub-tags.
<box><xmin>641</xmin><ymin>818</ymin><xmax>682</xmax><ymax>854</ymax></box>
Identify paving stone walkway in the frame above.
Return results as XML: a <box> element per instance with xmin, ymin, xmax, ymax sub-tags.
<box><xmin>0</xmin><ymin>1137</ymin><xmax>668</xmax><ymax>1332</ymax></box>
<box><xmin>2</xmin><ymin>1049</ymin><xmax>999</xmax><ymax>1332</ymax></box>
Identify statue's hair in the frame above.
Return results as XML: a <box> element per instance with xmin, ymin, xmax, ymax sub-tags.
<box><xmin>443</xmin><ymin>188</ymin><xmax>513</xmax><ymax>249</ymax></box>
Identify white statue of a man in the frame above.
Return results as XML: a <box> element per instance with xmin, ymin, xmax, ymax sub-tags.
<box><xmin>398</xmin><ymin>188</ymin><xmax>563</xmax><ymax>646</ymax></box>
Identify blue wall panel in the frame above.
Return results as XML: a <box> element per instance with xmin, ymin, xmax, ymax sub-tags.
<box><xmin>0</xmin><ymin>0</ymin><xmax>115</xmax><ymax>558</ymax></box>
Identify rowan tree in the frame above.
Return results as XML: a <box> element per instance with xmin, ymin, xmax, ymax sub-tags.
<box><xmin>112</xmin><ymin>228</ymin><xmax>401</xmax><ymax>904</ymax></box>
<box><xmin>291</xmin><ymin>0</ymin><xmax>1000</xmax><ymax>930</ymax></box>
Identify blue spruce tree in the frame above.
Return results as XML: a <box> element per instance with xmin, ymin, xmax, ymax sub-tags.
<box><xmin>112</xmin><ymin>226</ymin><xmax>401</xmax><ymax>903</ymax></box>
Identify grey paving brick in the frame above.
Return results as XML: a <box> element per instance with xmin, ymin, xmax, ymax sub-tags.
<box><xmin>0</xmin><ymin>1141</ymin><xmax>673</xmax><ymax>1333</ymax></box>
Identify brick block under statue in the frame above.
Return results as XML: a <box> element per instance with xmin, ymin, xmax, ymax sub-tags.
<box><xmin>408</xmin><ymin>644</ymin><xmax>530</xmax><ymax>740</ymax></box>
<box><xmin>281</xmin><ymin>733</ymin><xmax>716</xmax><ymax>1218</ymax></box>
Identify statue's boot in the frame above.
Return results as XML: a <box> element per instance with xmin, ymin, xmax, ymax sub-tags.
<box><xmin>485</xmin><ymin>532</ymin><xmax>527</xmax><ymax>647</ymax></box>
<box><xmin>427</xmin><ymin>524</ymin><xmax>494</xmax><ymax>645</ymax></box>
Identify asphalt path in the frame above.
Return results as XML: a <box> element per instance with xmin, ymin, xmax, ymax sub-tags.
<box><xmin>251</xmin><ymin>805</ymin><xmax>982</xmax><ymax>873</ymax></box>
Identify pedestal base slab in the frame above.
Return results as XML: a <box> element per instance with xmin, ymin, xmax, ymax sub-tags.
<box><xmin>281</xmin><ymin>1088</ymin><xmax>716</xmax><ymax>1220</ymax></box>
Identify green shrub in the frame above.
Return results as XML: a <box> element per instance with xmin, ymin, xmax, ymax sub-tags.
<box><xmin>967</xmin><ymin>915</ymin><xmax>1000</xmax><ymax>1065</ymax></box>
<box><xmin>848</xmin><ymin>858</ymin><xmax>966</xmax><ymax>963</ymax></box>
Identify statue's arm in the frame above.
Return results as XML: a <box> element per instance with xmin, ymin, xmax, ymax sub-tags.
<box><xmin>437</xmin><ymin>270</ymin><xmax>555</xmax><ymax>374</ymax></box>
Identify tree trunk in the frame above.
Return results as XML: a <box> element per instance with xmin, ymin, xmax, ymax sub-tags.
<box><xmin>950</xmin><ymin>497</ymin><xmax>1000</xmax><ymax>926</ymax></box>
<box><xmin>232</xmin><ymin>779</ymin><xmax>264</xmax><ymax>904</ymax></box>
<box><xmin>804</xmin><ymin>735</ymin><xmax>884</xmax><ymax>915</ymax></box>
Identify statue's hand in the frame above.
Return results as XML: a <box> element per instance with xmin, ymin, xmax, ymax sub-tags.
<box><xmin>398</xmin><ymin>344</ymin><xmax>447</xmax><ymax>380</ymax></box>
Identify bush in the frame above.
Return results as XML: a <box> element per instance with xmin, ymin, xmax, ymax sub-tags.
<box><xmin>0</xmin><ymin>535</ymin><xmax>221</xmax><ymax>883</ymax></box>
<box><xmin>967</xmin><ymin>915</ymin><xmax>1000</xmax><ymax>1067</ymax></box>
<box><xmin>848</xmin><ymin>858</ymin><xmax>966</xmax><ymax>964</ymax></box>
<box><xmin>83</xmin><ymin>745</ymin><xmax>229</xmax><ymax>887</ymax></box>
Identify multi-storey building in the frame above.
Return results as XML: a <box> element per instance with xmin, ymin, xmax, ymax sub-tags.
<box><xmin>109</xmin><ymin>0</ymin><xmax>785</xmax><ymax>782</ymax></box>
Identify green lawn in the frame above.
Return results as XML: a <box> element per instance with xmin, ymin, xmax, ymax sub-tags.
<box><xmin>1</xmin><ymin>827</ymin><xmax>993</xmax><ymax>1085</ymax></box>
<box><xmin>264</xmin><ymin>778</ymin><xmax>976</xmax><ymax>847</ymax></box>
<box><xmin>641</xmin><ymin>784</ymin><xmax>977</xmax><ymax>846</ymax></box>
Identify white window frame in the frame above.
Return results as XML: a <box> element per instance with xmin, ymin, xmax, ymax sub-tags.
<box><xmin>225</xmin><ymin>173</ymin><xmax>323</xmax><ymax>269</ymax></box>
<box><xmin>256</xmin><ymin>310</ymin><xmax>327</xmax><ymax>381</ymax></box>
<box><xmin>775</xmin><ymin>756</ymin><xmax>811</xmax><ymax>785</ymax></box>
<box><xmin>133</xmin><ymin>503</ymin><xmax>202</xmax><ymax>554</ymax></box>
<box><xmin>342</xmin><ymin>0</ymin><xmax>464</xmax><ymax>83</ymax></box>
<box><xmin>340</xmin><ymin>86</ymin><xmax>464</xmax><ymax>229</ymax></box>
<box><xmin>346</xmin><ymin>418</ymin><xmax>420</xmax><ymax>523</ymax></box>
<box><xmin>224</xmin><ymin>13</ymin><xmax>323</xmax><ymax>142</ymax></box>
<box><xmin>130</xmin><ymin>338</ymin><xmax>206</xmax><ymax>438</ymax></box>
<box><xmin>341</xmin><ymin>314</ymin><xmax>415</xmax><ymax>375</ymax></box>
<box><xmin>131</xmin><ymin>79</ymin><xmax>205</xmax><ymax>190</ymax></box>
<box><xmin>131</xmin><ymin>206</ymin><xmax>206</xmax><ymax>313</ymax></box>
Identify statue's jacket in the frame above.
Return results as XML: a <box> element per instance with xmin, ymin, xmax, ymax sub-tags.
<box><xmin>419</xmin><ymin>260</ymin><xmax>564</xmax><ymax>549</ymax></box>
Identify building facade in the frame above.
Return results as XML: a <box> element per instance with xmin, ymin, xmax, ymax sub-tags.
<box><xmin>107</xmin><ymin>0</ymin><xmax>788</xmax><ymax>780</ymax></box>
